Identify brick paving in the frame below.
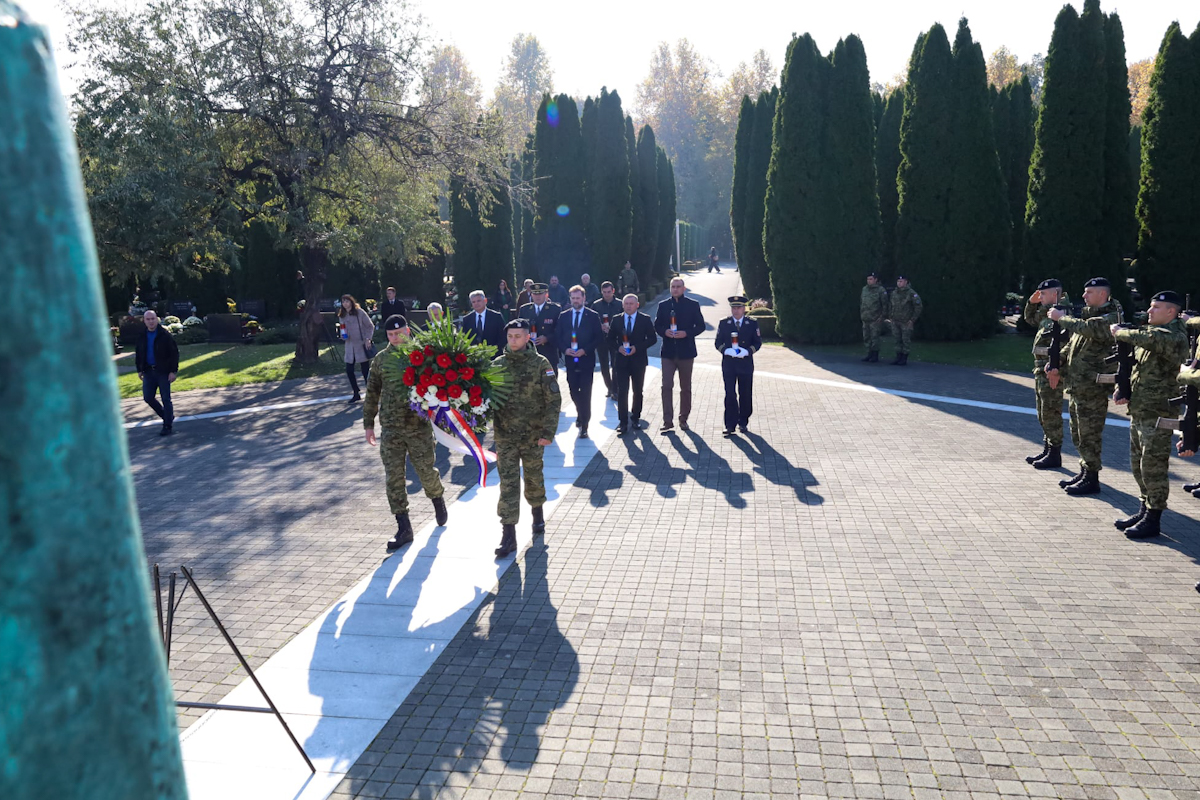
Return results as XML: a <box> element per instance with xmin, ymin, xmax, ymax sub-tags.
<box><xmin>127</xmin><ymin>267</ymin><xmax>1200</xmax><ymax>796</ymax></box>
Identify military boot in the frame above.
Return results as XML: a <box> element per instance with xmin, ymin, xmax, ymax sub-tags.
<box><xmin>1059</xmin><ymin>471</ymin><xmax>1084</xmax><ymax>489</ymax></box>
<box><xmin>494</xmin><ymin>524</ymin><xmax>518</xmax><ymax>558</ymax></box>
<box><xmin>1065</xmin><ymin>469</ymin><xmax>1100</xmax><ymax>496</ymax></box>
<box><xmin>432</xmin><ymin>496</ymin><xmax>448</xmax><ymax>526</ymax></box>
<box><xmin>1026</xmin><ymin>439</ymin><xmax>1050</xmax><ymax>465</ymax></box>
<box><xmin>1031</xmin><ymin>445</ymin><xmax>1061</xmax><ymax>470</ymax></box>
<box><xmin>899</xmin><ymin>353</ymin><xmax>909</xmax><ymax>366</ymax></box>
<box><xmin>1185</xmin><ymin>481</ymin><xmax>1200</xmax><ymax>492</ymax></box>
<box><xmin>861</xmin><ymin>351</ymin><xmax>878</xmax><ymax>363</ymax></box>
<box><xmin>1124</xmin><ymin>508</ymin><xmax>1162</xmax><ymax>539</ymax></box>
<box><xmin>1114</xmin><ymin>503</ymin><xmax>1147</xmax><ymax>531</ymax></box>
<box><xmin>387</xmin><ymin>514</ymin><xmax>414</xmax><ymax>551</ymax></box>
<box><xmin>531</xmin><ymin>505</ymin><xmax>546</xmax><ymax>535</ymax></box>
<box><xmin>890</xmin><ymin>353</ymin><xmax>904</xmax><ymax>365</ymax></box>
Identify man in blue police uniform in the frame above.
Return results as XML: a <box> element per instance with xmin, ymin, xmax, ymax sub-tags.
<box><xmin>519</xmin><ymin>282</ymin><xmax>562</xmax><ymax>379</ymax></box>
<box><xmin>714</xmin><ymin>295</ymin><xmax>762</xmax><ymax>436</ymax></box>
<box><xmin>556</xmin><ymin>285</ymin><xmax>603</xmax><ymax>439</ymax></box>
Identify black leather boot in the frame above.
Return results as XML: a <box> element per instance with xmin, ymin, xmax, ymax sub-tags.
<box><xmin>899</xmin><ymin>353</ymin><xmax>908</xmax><ymax>366</ymax></box>
<box><xmin>1064</xmin><ymin>469</ymin><xmax>1100</xmax><ymax>496</ymax></box>
<box><xmin>1059</xmin><ymin>471</ymin><xmax>1084</xmax><ymax>489</ymax></box>
<box><xmin>1026</xmin><ymin>439</ymin><xmax>1049</xmax><ymax>465</ymax></box>
<box><xmin>1031</xmin><ymin>446</ymin><xmax>1062</xmax><ymax>470</ymax></box>
<box><xmin>861</xmin><ymin>351</ymin><xmax>878</xmax><ymax>363</ymax></box>
<box><xmin>890</xmin><ymin>353</ymin><xmax>903</xmax><ymax>365</ymax></box>
<box><xmin>494</xmin><ymin>524</ymin><xmax>517</xmax><ymax>558</ymax></box>
<box><xmin>1185</xmin><ymin>482</ymin><xmax>1200</xmax><ymax>492</ymax></box>
<box><xmin>387</xmin><ymin>514</ymin><xmax>414</xmax><ymax>551</ymax></box>
<box><xmin>1114</xmin><ymin>503</ymin><xmax>1147</xmax><ymax>531</ymax></box>
<box><xmin>1124</xmin><ymin>508</ymin><xmax>1162</xmax><ymax>539</ymax></box>
<box><xmin>432</xmin><ymin>496</ymin><xmax>448</xmax><ymax>526</ymax></box>
<box><xmin>531</xmin><ymin>505</ymin><xmax>546</xmax><ymax>535</ymax></box>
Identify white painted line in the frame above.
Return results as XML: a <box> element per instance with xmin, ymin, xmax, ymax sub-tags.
<box><xmin>179</xmin><ymin>369</ymin><xmax>648</xmax><ymax>800</ymax></box>
<box><xmin>124</xmin><ymin>394</ymin><xmax>355</xmax><ymax>429</ymax></box>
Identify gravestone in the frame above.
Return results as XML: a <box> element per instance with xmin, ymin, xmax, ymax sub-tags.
<box><xmin>317</xmin><ymin>297</ymin><xmax>340</xmax><ymax>312</ymax></box>
<box><xmin>207</xmin><ymin>313</ymin><xmax>245</xmax><ymax>343</ymax></box>
<box><xmin>169</xmin><ymin>300</ymin><xmax>194</xmax><ymax>319</ymax></box>
<box><xmin>240</xmin><ymin>299</ymin><xmax>265</xmax><ymax>318</ymax></box>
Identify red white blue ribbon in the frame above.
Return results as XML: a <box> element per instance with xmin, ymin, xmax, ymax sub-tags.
<box><xmin>428</xmin><ymin>402</ymin><xmax>496</xmax><ymax>486</ymax></box>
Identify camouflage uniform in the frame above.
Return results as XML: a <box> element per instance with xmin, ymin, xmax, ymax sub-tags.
<box><xmin>618</xmin><ymin>267</ymin><xmax>640</xmax><ymax>297</ymax></box>
<box><xmin>491</xmin><ymin>344</ymin><xmax>561</xmax><ymax>525</ymax></box>
<box><xmin>860</xmin><ymin>284</ymin><xmax>887</xmax><ymax>352</ymax></box>
<box><xmin>889</xmin><ymin>285</ymin><xmax>922</xmax><ymax>355</ymax></box>
<box><xmin>1057</xmin><ymin>299</ymin><xmax>1123</xmax><ymax>472</ymax></box>
<box><xmin>1115</xmin><ymin>318</ymin><xmax>1189</xmax><ymax>510</ymax></box>
<box><xmin>363</xmin><ymin>344</ymin><xmax>444</xmax><ymax>515</ymax></box>
<box><xmin>1024</xmin><ymin>296</ymin><xmax>1067</xmax><ymax>448</ymax></box>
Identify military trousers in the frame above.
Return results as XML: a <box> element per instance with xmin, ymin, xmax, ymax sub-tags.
<box><xmin>1130</xmin><ymin>415</ymin><xmax>1174</xmax><ymax>510</ymax></box>
<box><xmin>862</xmin><ymin>319</ymin><xmax>882</xmax><ymax>352</ymax></box>
<box><xmin>379</xmin><ymin>428</ymin><xmax>444</xmax><ymax>516</ymax></box>
<box><xmin>1033</xmin><ymin>360</ymin><xmax>1065</xmax><ymax>447</ymax></box>
<box><xmin>496</xmin><ymin>437</ymin><xmax>546</xmax><ymax>525</ymax></box>
<box><xmin>892</xmin><ymin>321</ymin><xmax>914</xmax><ymax>355</ymax></box>
<box><xmin>1067</xmin><ymin>387</ymin><xmax>1109</xmax><ymax>471</ymax></box>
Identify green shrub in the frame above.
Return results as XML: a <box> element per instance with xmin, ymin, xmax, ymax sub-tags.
<box><xmin>174</xmin><ymin>326</ymin><xmax>210</xmax><ymax>345</ymax></box>
<box><xmin>747</xmin><ymin>306</ymin><xmax>774</xmax><ymax>318</ymax></box>
<box><xmin>253</xmin><ymin>326</ymin><xmax>299</xmax><ymax>345</ymax></box>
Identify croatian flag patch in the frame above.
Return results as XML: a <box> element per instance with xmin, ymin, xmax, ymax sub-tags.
<box><xmin>545</xmin><ymin>369</ymin><xmax>555</xmax><ymax>377</ymax></box>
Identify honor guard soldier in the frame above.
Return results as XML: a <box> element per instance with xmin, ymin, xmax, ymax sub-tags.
<box><xmin>1110</xmin><ymin>291</ymin><xmax>1189</xmax><ymax>538</ymax></box>
<box><xmin>1024</xmin><ymin>278</ymin><xmax>1068</xmax><ymax>467</ymax></box>
<box><xmin>519</xmin><ymin>283</ymin><xmax>562</xmax><ymax>379</ymax></box>
<box><xmin>364</xmin><ymin>315</ymin><xmax>449</xmax><ymax>551</ymax></box>
<box><xmin>1046</xmin><ymin>277</ymin><xmax>1122</xmax><ymax>494</ymax></box>
<box><xmin>888</xmin><ymin>275</ymin><xmax>922</xmax><ymax>365</ymax></box>
<box><xmin>491</xmin><ymin>319</ymin><xmax>561</xmax><ymax>558</ymax></box>
<box><xmin>715</xmin><ymin>295</ymin><xmax>762</xmax><ymax>436</ymax></box>
<box><xmin>860</xmin><ymin>273</ymin><xmax>887</xmax><ymax>362</ymax></box>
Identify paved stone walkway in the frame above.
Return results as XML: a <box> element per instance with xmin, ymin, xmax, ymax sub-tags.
<box><xmin>127</xmin><ymin>267</ymin><xmax>1200</xmax><ymax>797</ymax></box>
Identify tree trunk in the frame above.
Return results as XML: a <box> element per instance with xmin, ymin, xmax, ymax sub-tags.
<box><xmin>295</xmin><ymin>244</ymin><xmax>330</xmax><ymax>363</ymax></box>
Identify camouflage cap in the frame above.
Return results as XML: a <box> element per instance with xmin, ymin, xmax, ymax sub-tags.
<box><xmin>384</xmin><ymin>314</ymin><xmax>407</xmax><ymax>330</ymax></box>
<box><xmin>1036</xmin><ymin>278</ymin><xmax>1062</xmax><ymax>291</ymax></box>
<box><xmin>1151</xmin><ymin>290</ymin><xmax>1182</xmax><ymax>306</ymax></box>
<box><xmin>506</xmin><ymin>318</ymin><xmax>532</xmax><ymax>330</ymax></box>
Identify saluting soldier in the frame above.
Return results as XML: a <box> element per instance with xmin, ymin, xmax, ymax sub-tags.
<box><xmin>860</xmin><ymin>272</ymin><xmax>887</xmax><ymax>363</ymax></box>
<box><xmin>715</xmin><ymin>295</ymin><xmax>762</xmax><ymax>436</ymax></box>
<box><xmin>491</xmin><ymin>319</ymin><xmax>562</xmax><ymax>558</ymax></box>
<box><xmin>1110</xmin><ymin>291</ymin><xmax>1189</xmax><ymax>538</ymax></box>
<box><xmin>364</xmin><ymin>315</ymin><xmax>449</xmax><ymax>552</ymax></box>
<box><xmin>519</xmin><ymin>282</ymin><xmax>562</xmax><ymax>379</ymax></box>
<box><xmin>1046</xmin><ymin>277</ymin><xmax>1122</xmax><ymax>495</ymax></box>
<box><xmin>887</xmin><ymin>275</ymin><xmax>922</xmax><ymax>365</ymax></box>
<box><xmin>1024</xmin><ymin>279</ymin><xmax>1068</xmax><ymax>467</ymax></box>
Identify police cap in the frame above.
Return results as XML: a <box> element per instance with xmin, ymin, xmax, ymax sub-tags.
<box><xmin>531</xmin><ymin>282</ymin><xmax>549</xmax><ymax>293</ymax></box>
<box><xmin>728</xmin><ymin>295</ymin><xmax>749</xmax><ymax>307</ymax></box>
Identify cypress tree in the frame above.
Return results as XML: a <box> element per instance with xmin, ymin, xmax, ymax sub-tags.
<box><xmin>1100</xmin><ymin>11</ymin><xmax>1136</xmax><ymax>304</ymax></box>
<box><xmin>518</xmin><ymin>134</ymin><xmax>536</xmax><ymax>282</ymax></box>
<box><xmin>534</xmin><ymin>93</ymin><xmax>588</xmax><ymax>284</ymax></box>
<box><xmin>509</xmin><ymin>155</ymin><xmax>522</xmax><ymax>282</ymax></box>
<box><xmin>624</xmin><ymin>115</ymin><xmax>646</xmax><ymax>286</ymax></box>
<box><xmin>875</xmin><ymin>88</ymin><xmax>903</xmax><ymax>281</ymax></box>
<box><xmin>1135</xmin><ymin>22</ymin><xmax>1200</xmax><ymax>299</ymax></box>
<box><xmin>634</xmin><ymin>125</ymin><xmax>660</xmax><ymax>283</ymax></box>
<box><xmin>582</xmin><ymin>89</ymin><xmax>631</xmax><ymax>287</ymax></box>
<box><xmin>654</xmin><ymin>146</ymin><xmax>677</xmax><ymax>277</ymax></box>
<box><xmin>479</xmin><ymin>184</ymin><xmax>515</xmax><ymax>296</ymax></box>
<box><xmin>741</xmin><ymin>87</ymin><xmax>776</xmax><ymax>300</ymax></box>
<box><xmin>730</xmin><ymin>94</ymin><xmax>755</xmax><ymax>271</ymax></box>
<box><xmin>1023</xmin><ymin>1</ymin><xmax>1109</xmax><ymax>292</ymax></box>
<box><xmin>450</xmin><ymin>178</ymin><xmax>483</xmax><ymax>295</ymax></box>
<box><xmin>992</xmin><ymin>76</ymin><xmax>1034</xmax><ymax>286</ymax></box>
<box><xmin>872</xmin><ymin>90</ymin><xmax>885</xmax><ymax>132</ymax></box>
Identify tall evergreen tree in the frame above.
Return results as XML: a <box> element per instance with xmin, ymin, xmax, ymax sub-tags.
<box><xmin>741</xmin><ymin>87</ymin><xmax>776</xmax><ymax>300</ymax></box>
<box><xmin>1023</xmin><ymin>1</ymin><xmax>1109</xmax><ymax>292</ymax></box>
<box><xmin>634</xmin><ymin>125</ymin><xmax>660</xmax><ymax>283</ymax></box>
<box><xmin>581</xmin><ymin>89</ymin><xmax>631</xmax><ymax>287</ymax></box>
<box><xmin>1100</xmin><ymin>11</ymin><xmax>1137</xmax><ymax>304</ymax></box>
<box><xmin>518</xmin><ymin>134</ymin><xmax>537</xmax><ymax>281</ymax></box>
<box><xmin>1135</xmin><ymin>22</ymin><xmax>1200</xmax><ymax>299</ymax></box>
<box><xmin>534</xmin><ymin>93</ymin><xmax>587</xmax><ymax>284</ymax></box>
<box><xmin>509</xmin><ymin>155</ymin><xmax>523</xmax><ymax>282</ymax></box>
<box><xmin>623</xmin><ymin>115</ymin><xmax>646</xmax><ymax>286</ymax></box>
<box><xmin>479</xmin><ymin>184</ymin><xmax>515</xmax><ymax>295</ymax></box>
<box><xmin>654</xmin><ymin>147</ymin><xmax>677</xmax><ymax>277</ymax></box>
<box><xmin>730</xmin><ymin>95</ymin><xmax>755</xmax><ymax>271</ymax></box>
<box><xmin>992</xmin><ymin>76</ymin><xmax>1034</xmax><ymax>287</ymax></box>
<box><xmin>450</xmin><ymin>178</ymin><xmax>483</xmax><ymax>294</ymax></box>
<box><xmin>875</xmin><ymin>88</ymin><xmax>904</xmax><ymax>281</ymax></box>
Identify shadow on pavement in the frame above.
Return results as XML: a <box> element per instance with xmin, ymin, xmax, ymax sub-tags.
<box><xmin>730</xmin><ymin>431</ymin><xmax>824</xmax><ymax>506</ymax></box>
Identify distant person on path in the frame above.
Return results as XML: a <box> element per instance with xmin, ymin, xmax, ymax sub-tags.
<box><xmin>379</xmin><ymin>286</ymin><xmax>406</xmax><ymax>324</ymax></box>
<box><xmin>655</xmin><ymin>277</ymin><xmax>705</xmax><ymax>433</ymax></box>
<box><xmin>580</xmin><ymin>273</ymin><xmax>601</xmax><ymax>305</ymax></box>
<box><xmin>135</xmin><ymin>309</ymin><xmax>179</xmax><ymax>436</ymax></box>
<box><xmin>715</xmin><ymin>295</ymin><xmax>762</xmax><ymax>436</ymax></box>
<box><xmin>608</xmin><ymin>293</ymin><xmax>657</xmax><ymax>436</ymax></box>
<box><xmin>707</xmin><ymin>246</ymin><xmax>720</xmax><ymax>273</ymax></box>
<box><xmin>339</xmin><ymin>294</ymin><xmax>376</xmax><ymax>403</ymax></box>
<box><xmin>517</xmin><ymin>279</ymin><xmax>534</xmax><ymax>308</ymax></box>
<box><xmin>493</xmin><ymin>279</ymin><xmax>515</xmax><ymax>320</ymax></box>
<box><xmin>618</xmin><ymin>261</ymin><xmax>640</xmax><ymax>297</ymax></box>
<box><xmin>460</xmin><ymin>289</ymin><xmax>506</xmax><ymax>354</ymax></box>
<box><xmin>364</xmin><ymin>315</ymin><xmax>448</xmax><ymax>552</ymax></box>
<box><xmin>556</xmin><ymin>286</ymin><xmax>603</xmax><ymax>439</ymax></box>
<box><xmin>491</xmin><ymin>319</ymin><xmax>561</xmax><ymax>558</ymax></box>
<box><xmin>547</xmin><ymin>275</ymin><xmax>570</xmax><ymax>307</ymax></box>
<box><xmin>1023</xmin><ymin>278</ymin><xmax>1068</xmax><ymax>468</ymax></box>
<box><xmin>859</xmin><ymin>272</ymin><xmax>887</xmax><ymax>363</ymax></box>
<box><xmin>887</xmin><ymin>275</ymin><xmax>922</xmax><ymax>366</ymax></box>
<box><xmin>591</xmin><ymin>281</ymin><xmax>623</xmax><ymax>399</ymax></box>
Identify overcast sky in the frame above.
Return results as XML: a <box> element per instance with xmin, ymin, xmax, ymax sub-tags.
<box><xmin>23</xmin><ymin>0</ymin><xmax>1200</xmax><ymax>105</ymax></box>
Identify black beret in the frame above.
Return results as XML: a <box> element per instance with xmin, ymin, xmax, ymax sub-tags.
<box><xmin>1036</xmin><ymin>278</ymin><xmax>1062</xmax><ymax>291</ymax></box>
<box><xmin>1083</xmin><ymin>277</ymin><xmax>1111</xmax><ymax>288</ymax></box>
<box><xmin>1152</xmin><ymin>290</ymin><xmax>1183</xmax><ymax>306</ymax></box>
<box><xmin>867</xmin><ymin>272</ymin><xmax>879</xmax><ymax>279</ymax></box>
<box><xmin>531</xmin><ymin>283</ymin><xmax>549</xmax><ymax>292</ymax></box>
<box><xmin>728</xmin><ymin>295</ymin><xmax>749</xmax><ymax>306</ymax></box>
<box><xmin>384</xmin><ymin>314</ymin><xmax>407</xmax><ymax>330</ymax></box>
<box><xmin>896</xmin><ymin>274</ymin><xmax>908</xmax><ymax>281</ymax></box>
<box><xmin>505</xmin><ymin>318</ymin><xmax>531</xmax><ymax>330</ymax></box>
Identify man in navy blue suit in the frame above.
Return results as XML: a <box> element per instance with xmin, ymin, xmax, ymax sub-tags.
<box><xmin>654</xmin><ymin>277</ymin><xmax>706</xmax><ymax>433</ymax></box>
<box><xmin>557</xmin><ymin>285</ymin><xmax>603</xmax><ymax>439</ymax></box>
<box><xmin>459</xmin><ymin>289</ymin><xmax>507</xmax><ymax>355</ymax></box>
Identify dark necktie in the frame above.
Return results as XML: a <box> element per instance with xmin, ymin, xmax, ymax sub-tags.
<box><xmin>574</xmin><ymin>311</ymin><xmax>580</xmax><ymax>330</ymax></box>
<box><xmin>626</xmin><ymin>316</ymin><xmax>632</xmax><ymax>334</ymax></box>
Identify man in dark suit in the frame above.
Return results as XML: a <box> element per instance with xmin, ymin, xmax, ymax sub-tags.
<box><xmin>459</xmin><ymin>289</ymin><xmax>506</xmax><ymax>354</ymax></box>
<box><xmin>135</xmin><ymin>310</ymin><xmax>181</xmax><ymax>436</ymax></box>
<box><xmin>519</xmin><ymin>283</ymin><xmax>562</xmax><ymax>378</ymax></box>
<box><xmin>654</xmin><ymin>277</ymin><xmax>706</xmax><ymax>433</ymax></box>
<box><xmin>379</xmin><ymin>286</ymin><xmax>406</xmax><ymax>326</ymax></box>
<box><xmin>607</xmin><ymin>293</ymin><xmax>657</xmax><ymax>435</ymax></box>
<box><xmin>556</xmin><ymin>285</ymin><xmax>603</xmax><ymax>439</ymax></box>
<box><xmin>714</xmin><ymin>295</ymin><xmax>762</xmax><ymax>436</ymax></box>
<box><xmin>591</xmin><ymin>281</ymin><xmax>623</xmax><ymax>400</ymax></box>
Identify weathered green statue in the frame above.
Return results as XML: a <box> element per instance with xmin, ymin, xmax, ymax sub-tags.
<box><xmin>0</xmin><ymin>2</ymin><xmax>188</xmax><ymax>797</ymax></box>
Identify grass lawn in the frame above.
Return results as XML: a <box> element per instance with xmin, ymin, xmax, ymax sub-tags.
<box><xmin>768</xmin><ymin>333</ymin><xmax>1032</xmax><ymax>373</ymax></box>
<box><xmin>117</xmin><ymin>343</ymin><xmax>345</xmax><ymax>398</ymax></box>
